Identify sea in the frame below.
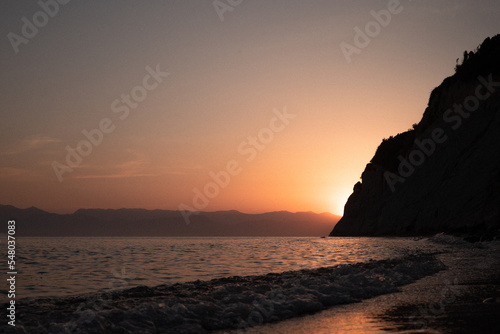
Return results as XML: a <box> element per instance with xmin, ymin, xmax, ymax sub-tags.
<box><xmin>4</xmin><ymin>235</ymin><xmax>476</xmax><ymax>333</ymax></box>
<box><xmin>11</xmin><ymin>236</ymin><xmax>430</xmax><ymax>299</ymax></box>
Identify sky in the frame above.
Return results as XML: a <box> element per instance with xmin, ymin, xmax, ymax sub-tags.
<box><xmin>0</xmin><ymin>0</ymin><xmax>499</xmax><ymax>215</ymax></box>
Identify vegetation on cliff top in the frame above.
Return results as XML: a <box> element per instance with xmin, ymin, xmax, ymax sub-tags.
<box><xmin>368</xmin><ymin>34</ymin><xmax>500</xmax><ymax>175</ymax></box>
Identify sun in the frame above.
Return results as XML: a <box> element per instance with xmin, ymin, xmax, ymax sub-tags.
<box><xmin>332</xmin><ymin>189</ymin><xmax>353</xmax><ymax>216</ymax></box>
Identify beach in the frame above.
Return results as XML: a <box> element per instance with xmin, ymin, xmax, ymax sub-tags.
<box><xmin>3</xmin><ymin>236</ymin><xmax>499</xmax><ymax>333</ymax></box>
<box><xmin>229</xmin><ymin>237</ymin><xmax>500</xmax><ymax>333</ymax></box>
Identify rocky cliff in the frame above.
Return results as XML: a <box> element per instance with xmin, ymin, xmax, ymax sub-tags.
<box><xmin>330</xmin><ymin>35</ymin><xmax>500</xmax><ymax>238</ymax></box>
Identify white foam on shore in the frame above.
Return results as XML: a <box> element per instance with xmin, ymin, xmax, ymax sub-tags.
<box><xmin>425</xmin><ymin>232</ymin><xmax>469</xmax><ymax>245</ymax></box>
<box><xmin>4</xmin><ymin>253</ymin><xmax>445</xmax><ymax>333</ymax></box>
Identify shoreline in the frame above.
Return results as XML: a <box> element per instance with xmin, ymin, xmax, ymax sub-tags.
<box><xmin>378</xmin><ymin>240</ymin><xmax>500</xmax><ymax>333</ymax></box>
<box><xmin>229</xmin><ymin>239</ymin><xmax>500</xmax><ymax>333</ymax></box>
<box><xmin>4</xmin><ymin>249</ymin><xmax>445</xmax><ymax>333</ymax></box>
<box><xmin>4</xmin><ymin>237</ymin><xmax>498</xmax><ymax>333</ymax></box>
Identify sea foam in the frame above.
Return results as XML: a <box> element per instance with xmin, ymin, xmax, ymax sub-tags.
<box><xmin>4</xmin><ymin>252</ymin><xmax>445</xmax><ymax>333</ymax></box>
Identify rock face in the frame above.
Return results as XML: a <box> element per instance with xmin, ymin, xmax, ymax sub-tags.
<box><xmin>330</xmin><ymin>35</ymin><xmax>500</xmax><ymax>237</ymax></box>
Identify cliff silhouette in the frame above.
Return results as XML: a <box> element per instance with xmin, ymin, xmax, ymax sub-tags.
<box><xmin>331</xmin><ymin>35</ymin><xmax>500</xmax><ymax>239</ymax></box>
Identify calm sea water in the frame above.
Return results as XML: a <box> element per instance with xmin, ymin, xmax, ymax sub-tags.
<box><xmin>8</xmin><ymin>236</ymin><xmax>425</xmax><ymax>299</ymax></box>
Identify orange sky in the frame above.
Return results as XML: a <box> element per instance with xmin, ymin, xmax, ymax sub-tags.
<box><xmin>1</xmin><ymin>1</ymin><xmax>499</xmax><ymax>215</ymax></box>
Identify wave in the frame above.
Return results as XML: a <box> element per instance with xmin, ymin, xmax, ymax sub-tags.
<box><xmin>4</xmin><ymin>253</ymin><xmax>445</xmax><ymax>333</ymax></box>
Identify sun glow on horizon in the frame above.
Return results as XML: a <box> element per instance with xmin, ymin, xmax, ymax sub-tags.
<box><xmin>331</xmin><ymin>189</ymin><xmax>353</xmax><ymax>216</ymax></box>
<box><xmin>1</xmin><ymin>1</ymin><xmax>497</xmax><ymax>216</ymax></box>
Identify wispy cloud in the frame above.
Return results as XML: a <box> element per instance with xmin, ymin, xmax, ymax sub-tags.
<box><xmin>1</xmin><ymin>135</ymin><xmax>61</xmax><ymax>156</ymax></box>
<box><xmin>73</xmin><ymin>166</ymin><xmax>191</xmax><ymax>180</ymax></box>
<box><xmin>0</xmin><ymin>167</ymin><xmax>31</xmax><ymax>178</ymax></box>
<box><xmin>74</xmin><ymin>173</ymin><xmax>160</xmax><ymax>179</ymax></box>
<box><xmin>69</xmin><ymin>149</ymin><xmax>193</xmax><ymax>180</ymax></box>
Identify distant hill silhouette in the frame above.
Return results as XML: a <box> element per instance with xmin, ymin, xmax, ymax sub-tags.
<box><xmin>331</xmin><ymin>35</ymin><xmax>500</xmax><ymax>239</ymax></box>
<box><xmin>0</xmin><ymin>205</ymin><xmax>339</xmax><ymax>237</ymax></box>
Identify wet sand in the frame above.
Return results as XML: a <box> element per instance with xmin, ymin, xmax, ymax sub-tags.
<box><xmin>227</xmin><ymin>240</ymin><xmax>500</xmax><ymax>333</ymax></box>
